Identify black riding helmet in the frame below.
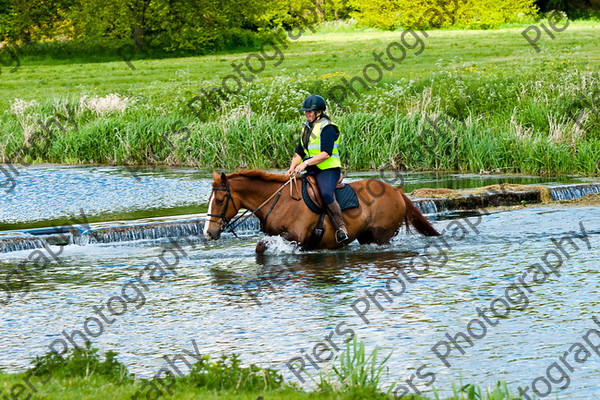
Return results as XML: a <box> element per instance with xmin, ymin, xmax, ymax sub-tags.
<box><xmin>300</xmin><ymin>94</ymin><xmax>326</xmax><ymax>112</ymax></box>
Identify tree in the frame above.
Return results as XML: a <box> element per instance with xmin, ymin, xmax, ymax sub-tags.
<box><xmin>350</xmin><ymin>0</ymin><xmax>537</xmax><ymax>30</ymax></box>
<box><xmin>536</xmin><ymin>0</ymin><xmax>600</xmax><ymax>17</ymax></box>
<box><xmin>0</xmin><ymin>0</ymin><xmax>69</xmax><ymax>43</ymax></box>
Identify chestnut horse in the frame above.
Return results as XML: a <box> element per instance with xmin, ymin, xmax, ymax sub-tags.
<box><xmin>203</xmin><ymin>170</ymin><xmax>439</xmax><ymax>252</ymax></box>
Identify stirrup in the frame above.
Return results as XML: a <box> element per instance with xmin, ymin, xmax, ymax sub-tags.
<box><xmin>336</xmin><ymin>229</ymin><xmax>349</xmax><ymax>243</ymax></box>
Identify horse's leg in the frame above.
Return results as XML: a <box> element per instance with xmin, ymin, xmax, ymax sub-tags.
<box><xmin>370</xmin><ymin>227</ymin><xmax>398</xmax><ymax>245</ymax></box>
<box><xmin>255</xmin><ymin>240</ymin><xmax>268</xmax><ymax>253</ymax></box>
<box><xmin>357</xmin><ymin>226</ymin><xmax>397</xmax><ymax>245</ymax></box>
<box><xmin>357</xmin><ymin>230</ymin><xmax>374</xmax><ymax>244</ymax></box>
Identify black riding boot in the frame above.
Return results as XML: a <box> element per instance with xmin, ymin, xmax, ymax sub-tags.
<box><xmin>327</xmin><ymin>201</ymin><xmax>349</xmax><ymax>243</ymax></box>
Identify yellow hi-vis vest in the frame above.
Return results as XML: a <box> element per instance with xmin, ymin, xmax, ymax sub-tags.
<box><xmin>302</xmin><ymin>119</ymin><xmax>341</xmax><ymax>170</ymax></box>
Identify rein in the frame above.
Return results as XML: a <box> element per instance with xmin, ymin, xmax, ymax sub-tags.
<box><xmin>208</xmin><ymin>175</ymin><xmax>301</xmax><ymax>237</ymax></box>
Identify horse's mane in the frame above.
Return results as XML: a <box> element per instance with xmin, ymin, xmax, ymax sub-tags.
<box><xmin>227</xmin><ymin>170</ymin><xmax>289</xmax><ymax>183</ymax></box>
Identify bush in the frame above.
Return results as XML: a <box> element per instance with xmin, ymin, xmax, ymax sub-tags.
<box><xmin>350</xmin><ymin>0</ymin><xmax>538</xmax><ymax>30</ymax></box>
<box><xmin>14</xmin><ymin>28</ymin><xmax>285</xmax><ymax>64</ymax></box>
<box><xmin>31</xmin><ymin>344</ymin><xmax>132</xmax><ymax>383</ymax></box>
<box><xmin>180</xmin><ymin>353</ymin><xmax>284</xmax><ymax>392</ymax></box>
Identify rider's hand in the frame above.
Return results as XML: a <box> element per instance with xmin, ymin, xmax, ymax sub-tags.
<box><xmin>293</xmin><ymin>161</ymin><xmax>307</xmax><ymax>175</ymax></box>
<box><xmin>286</xmin><ymin>167</ymin><xmax>295</xmax><ymax>175</ymax></box>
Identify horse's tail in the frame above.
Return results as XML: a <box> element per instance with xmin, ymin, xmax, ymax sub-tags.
<box><xmin>400</xmin><ymin>192</ymin><xmax>440</xmax><ymax>236</ymax></box>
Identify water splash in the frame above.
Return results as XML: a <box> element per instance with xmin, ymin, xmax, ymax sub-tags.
<box><xmin>261</xmin><ymin>236</ymin><xmax>302</xmax><ymax>255</ymax></box>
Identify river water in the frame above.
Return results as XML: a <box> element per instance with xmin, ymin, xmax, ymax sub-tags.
<box><xmin>0</xmin><ymin>165</ymin><xmax>599</xmax><ymax>399</ymax></box>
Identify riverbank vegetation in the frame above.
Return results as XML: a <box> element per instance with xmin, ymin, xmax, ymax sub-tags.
<box><xmin>0</xmin><ymin>340</ymin><xmax>518</xmax><ymax>400</ymax></box>
<box><xmin>1</xmin><ymin>21</ymin><xmax>599</xmax><ymax>175</ymax></box>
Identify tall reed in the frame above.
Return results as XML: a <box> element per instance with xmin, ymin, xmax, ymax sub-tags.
<box><xmin>2</xmin><ymin>64</ymin><xmax>598</xmax><ymax>175</ymax></box>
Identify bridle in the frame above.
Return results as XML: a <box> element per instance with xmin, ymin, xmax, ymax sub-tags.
<box><xmin>206</xmin><ymin>181</ymin><xmax>238</xmax><ymax>232</ymax></box>
<box><xmin>206</xmin><ymin>176</ymin><xmax>301</xmax><ymax>238</ymax></box>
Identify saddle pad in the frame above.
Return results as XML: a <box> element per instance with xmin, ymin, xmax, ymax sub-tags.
<box><xmin>301</xmin><ymin>177</ymin><xmax>360</xmax><ymax>214</ymax></box>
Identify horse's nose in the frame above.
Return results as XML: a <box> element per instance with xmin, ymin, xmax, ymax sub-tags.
<box><xmin>205</xmin><ymin>230</ymin><xmax>220</xmax><ymax>240</ymax></box>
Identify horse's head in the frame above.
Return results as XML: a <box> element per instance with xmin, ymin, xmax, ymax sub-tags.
<box><xmin>204</xmin><ymin>171</ymin><xmax>239</xmax><ymax>240</ymax></box>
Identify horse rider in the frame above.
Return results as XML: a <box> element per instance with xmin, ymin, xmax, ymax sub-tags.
<box><xmin>286</xmin><ymin>94</ymin><xmax>349</xmax><ymax>243</ymax></box>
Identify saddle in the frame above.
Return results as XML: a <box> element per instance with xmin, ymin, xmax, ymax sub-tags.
<box><xmin>301</xmin><ymin>175</ymin><xmax>359</xmax><ymax>214</ymax></box>
<box><xmin>305</xmin><ymin>175</ymin><xmax>345</xmax><ymax>210</ymax></box>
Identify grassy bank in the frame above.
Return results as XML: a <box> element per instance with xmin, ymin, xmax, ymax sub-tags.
<box><xmin>1</xmin><ymin>22</ymin><xmax>599</xmax><ymax>174</ymax></box>
<box><xmin>0</xmin><ymin>341</ymin><xmax>517</xmax><ymax>400</ymax></box>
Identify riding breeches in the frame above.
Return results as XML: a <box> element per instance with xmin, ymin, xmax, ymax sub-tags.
<box><xmin>311</xmin><ymin>167</ymin><xmax>341</xmax><ymax>206</ymax></box>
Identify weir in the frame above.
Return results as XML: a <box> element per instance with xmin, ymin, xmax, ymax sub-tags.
<box><xmin>412</xmin><ymin>188</ymin><xmax>542</xmax><ymax>215</ymax></box>
<box><xmin>549</xmin><ymin>183</ymin><xmax>600</xmax><ymax>201</ymax></box>
<box><xmin>1</xmin><ymin>183</ymin><xmax>598</xmax><ymax>253</ymax></box>
<box><xmin>412</xmin><ymin>199</ymin><xmax>445</xmax><ymax>215</ymax></box>
<box><xmin>0</xmin><ymin>215</ymin><xmax>264</xmax><ymax>253</ymax></box>
<box><xmin>0</xmin><ymin>234</ymin><xmax>48</xmax><ymax>254</ymax></box>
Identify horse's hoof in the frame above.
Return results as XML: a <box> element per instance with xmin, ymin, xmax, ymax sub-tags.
<box><xmin>255</xmin><ymin>241</ymin><xmax>267</xmax><ymax>253</ymax></box>
<box><xmin>336</xmin><ymin>229</ymin><xmax>349</xmax><ymax>243</ymax></box>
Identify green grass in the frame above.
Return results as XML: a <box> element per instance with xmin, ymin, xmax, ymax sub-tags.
<box><xmin>1</xmin><ymin>21</ymin><xmax>599</xmax><ymax>174</ymax></box>
<box><xmin>0</xmin><ymin>340</ymin><xmax>520</xmax><ymax>400</ymax></box>
<box><xmin>0</xmin><ymin>373</ymin><xmax>517</xmax><ymax>400</ymax></box>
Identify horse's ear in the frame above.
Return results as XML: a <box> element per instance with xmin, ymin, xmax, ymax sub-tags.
<box><xmin>220</xmin><ymin>172</ymin><xmax>228</xmax><ymax>184</ymax></box>
<box><xmin>212</xmin><ymin>171</ymin><xmax>220</xmax><ymax>181</ymax></box>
